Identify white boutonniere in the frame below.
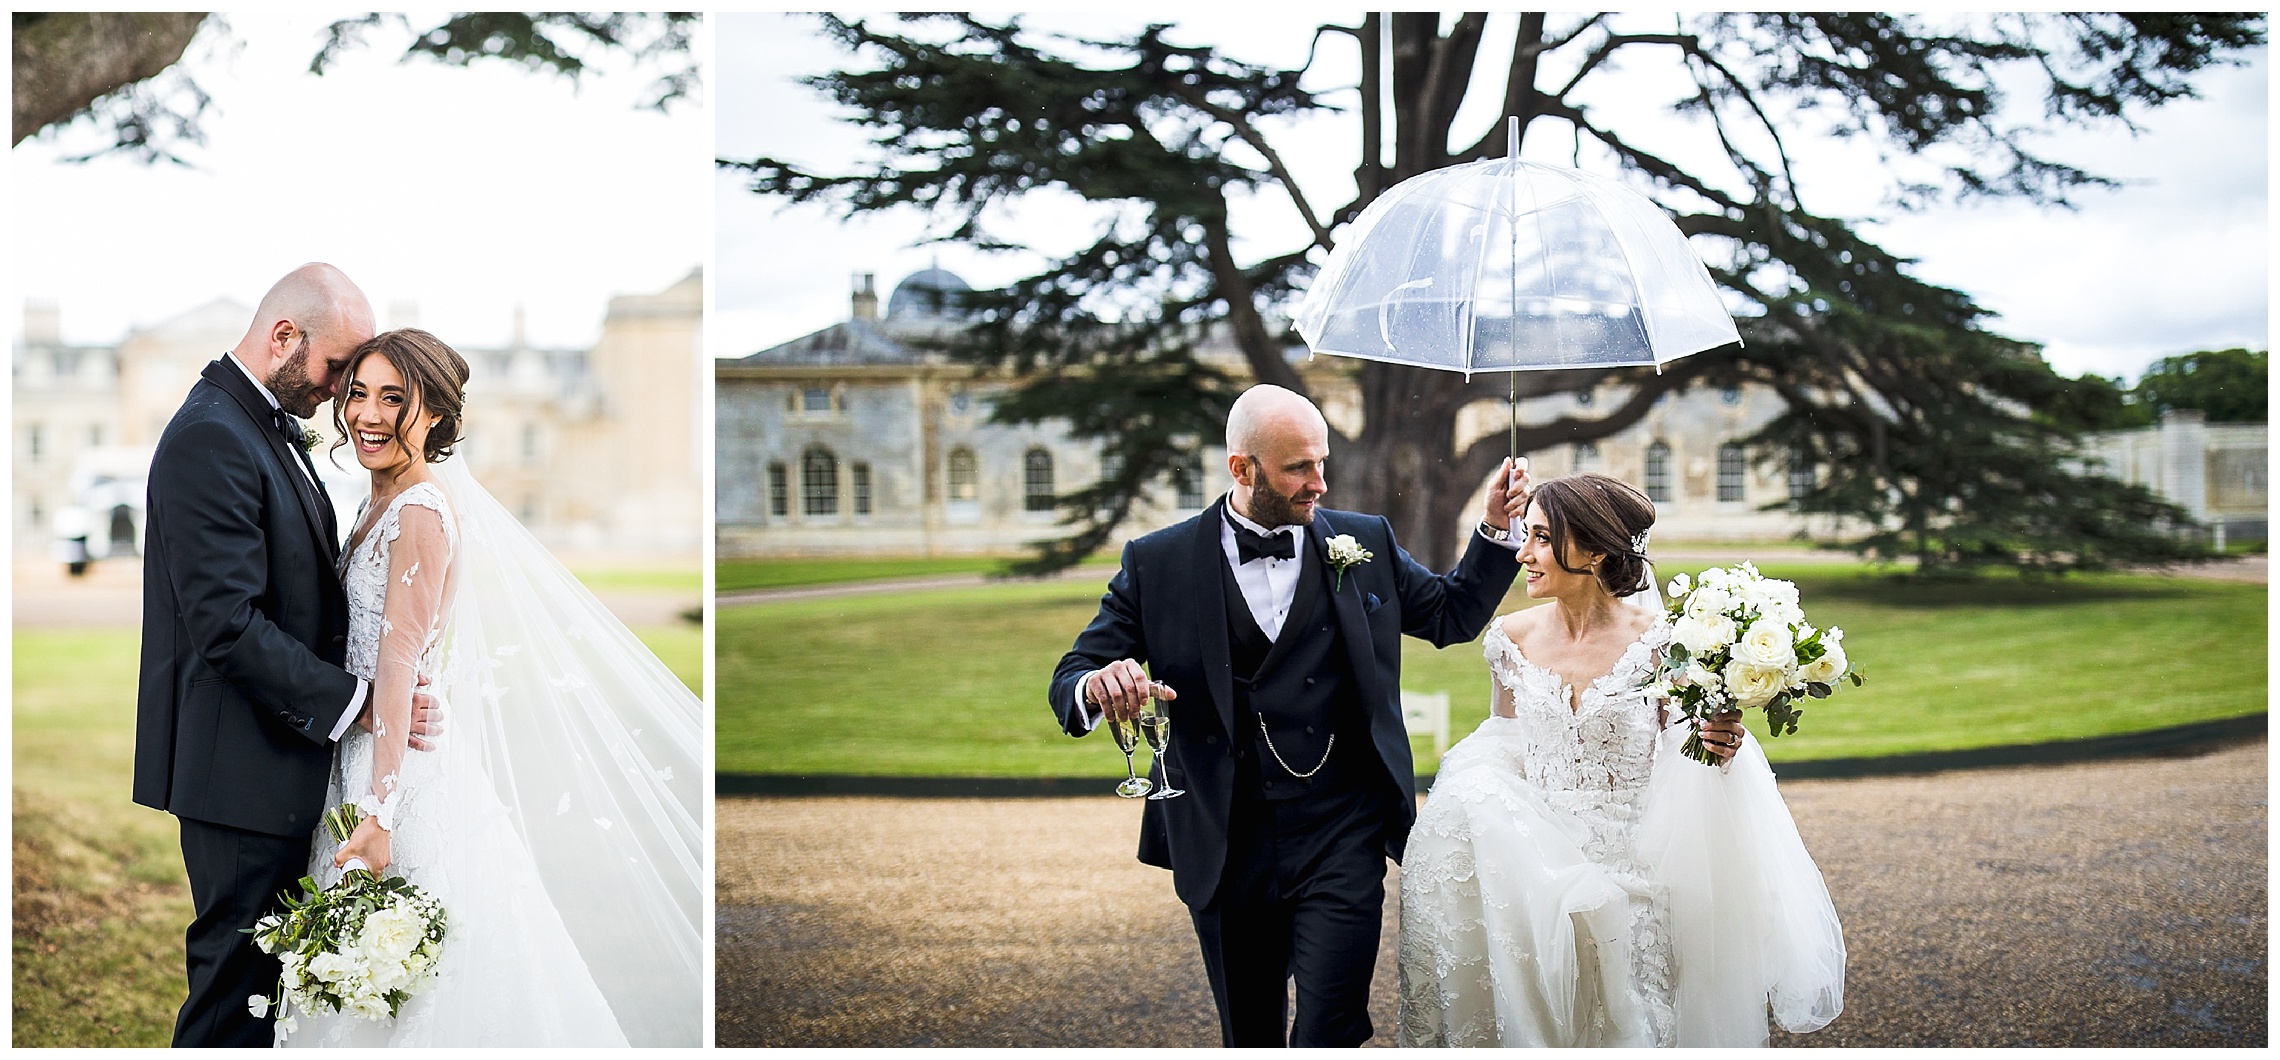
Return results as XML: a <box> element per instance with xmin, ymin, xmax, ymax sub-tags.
<box><xmin>300</xmin><ymin>429</ymin><xmax>322</xmax><ymax>453</ymax></box>
<box><xmin>1325</xmin><ymin>534</ymin><xmax>1373</xmax><ymax>592</ymax></box>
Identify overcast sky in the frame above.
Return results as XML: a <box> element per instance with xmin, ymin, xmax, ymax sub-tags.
<box><xmin>715</xmin><ymin>12</ymin><xmax>2267</xmax><ymax>382</ymax></box>
<box><xmin>13</xmin><ymin>12</ymin><xmax>708</xmax><ymax>351</ymax></box>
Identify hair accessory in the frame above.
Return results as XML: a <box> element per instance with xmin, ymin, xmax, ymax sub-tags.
<box><xmin>1631</xmin><ymin>529</ymin><xmax>1651</xmax><ymax>555</ymax></box>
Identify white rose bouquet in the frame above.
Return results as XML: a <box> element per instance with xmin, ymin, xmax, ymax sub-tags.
<box><xmin>245</xmin><ymin>804</ymin><xmax>447</xmax><ymax>1042</ymax></box>
<box><xmin>1644</xmin><ymin>561</ymin><xmax>1864</xmax><ymax>766</ymax></box>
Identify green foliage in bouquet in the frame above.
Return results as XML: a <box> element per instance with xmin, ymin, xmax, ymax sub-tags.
<box><xmin>1649</xmin><ymin>563</ymin><xmax>1867</xmax><ymax>766</ymax></box>
<box><xmin>244</xmin><ymin>805</ymin><xmax>447</xmax><ymax>1036</ymax></box>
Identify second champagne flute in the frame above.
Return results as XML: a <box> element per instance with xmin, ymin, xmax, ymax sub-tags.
<box><xmin>1139</xmin><ymin>699</ymin><xmax>1183</xmax><ymax>799</ymax></box>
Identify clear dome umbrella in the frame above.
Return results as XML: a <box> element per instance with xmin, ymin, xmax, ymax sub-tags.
<box><xmin>1294</xmin><ymin>118</ymin><xmax>1741</xmax><ymax>457</ymax></box>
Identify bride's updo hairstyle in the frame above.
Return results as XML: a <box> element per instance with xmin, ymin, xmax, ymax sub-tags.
<box><xmin>1521</xmin><ymin>471</ymin><xmax>1657</xmax><ymax>598</ymax></box>
<box><xmin>332</xmin><ymin>328</ymin><xmax>470</xmax><ymax>464</ymax></box>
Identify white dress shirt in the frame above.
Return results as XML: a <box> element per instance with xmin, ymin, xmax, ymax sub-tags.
<box><xmin>1221</xmin><ymin>505</ymin><xmax>1304</xmax><ymax>640</ymax></box>
<box><xmin>227</xmin><ymin>353</ymin><xmax>319</xmax><ymax>491</ymax></box>
<box><xmin>227</xmin><ymin>352</ymin><xmax>367</xmax><ymax>740</ymax></box>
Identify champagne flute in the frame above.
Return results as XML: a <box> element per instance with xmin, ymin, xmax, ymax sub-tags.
<box><xmin>1108</xmin><ymin>713</ymin><xmax>1153</xmax><ymax>798</ymax></box>
<box><xmin>1139</xmin><ymin>700</ymin><xmax>1183</xmax><ymax>800</ymax></box>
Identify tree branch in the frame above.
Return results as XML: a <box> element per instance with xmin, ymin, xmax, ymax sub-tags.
<box><xmin>1167</xmin><ymin>81</ymin><xmax>1333</xmax><ymax>249</ymax></box>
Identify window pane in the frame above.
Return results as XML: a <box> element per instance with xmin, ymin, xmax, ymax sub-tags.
<box><xmin>947</xmin><ymin>448</ymin><xmax>978</xmax><ymax>501</ymax></box>
<box><xmin>803</xmin><ymin>448</ymin><xmax>839</xmax><ymax>516</ymax></box>
<box><xmin>767</xmin><ymin>463</ymin><xmax>789</xmax><ymax>518</ymax></box>
<box><xmin>1174</xmin><ymin>455</ymin><xmax>1205</xmax><ymax>509</ymax></box>
<box><xmin>1788</xmin><ymin>451</ymin><xmax>1815</xmax><ymax>503</ymax></box>
<box><xmin>852</xmin><ymin>462</ymin><xmax>872</xmax><ymax>516</ymax></box>
<box><xmin>802</xmin><ymin>387</ymin><xmax>831</xmax><ymax>413</ymax></box>
<box><xmin>1644</xmin><ymin>443</ymin><xmax>1672</xmax><ymax>503</ymax></box>
<box><xmin>1023</xmin><ymin>449</ymin><xmax>1055</xmax><ymax>512</ymax></box>
<box><xmin>1717</xmin><ymin>443</ymin><xmax>1746</xmax><ymax>502</ymax></box>
<box><xmin>1572</xmin><ymin>442</ymin><xmax>1599</xmax><ymax>473</ymax></box>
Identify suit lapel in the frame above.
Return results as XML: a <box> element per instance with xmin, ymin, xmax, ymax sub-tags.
<box><xmin>201</xmin><ymin>359</ymin><xmax>339</xmax><ymax>561</ymax></box>
<box><xmin>1316</xmin><ymin>515</ymin><xmax>1389</xmax><ymax>719</ymax></box>
<box><xmin>1194</xmin><ymin>497</ymin><xmax>1237</xmax><ymax>740</ymax></box>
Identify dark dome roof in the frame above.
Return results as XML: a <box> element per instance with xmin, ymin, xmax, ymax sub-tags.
<box><xmin>886</xmin><ymin>267</ymin><xmax>972</xmax><ymax>321</ymax></box>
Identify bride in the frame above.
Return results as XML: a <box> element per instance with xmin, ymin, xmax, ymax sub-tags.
<box><xmin>283</xmin><ymin>329</ymin><xmax>702</xmax><ymax>1047</ymax></box>
<box><xmin>1396</xmin><ymin>471</ymin><xmax>1845</xmax><ymax>1047</ymax></box>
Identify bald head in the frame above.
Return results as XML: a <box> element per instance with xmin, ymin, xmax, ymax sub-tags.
<box><xmin>1224</xmin><ymin>384</ymin><xmax>1331</xmax><ymax>526</ymax></box>
<box><xmin>1225</xmin><ymin>384</ymin><xmax>1327</xmax><ymax>458</ymax></box>
<box><xmin>233</xmin><ymin>263</ymin><xmax>375</xmax><ymax>417</ymax></box>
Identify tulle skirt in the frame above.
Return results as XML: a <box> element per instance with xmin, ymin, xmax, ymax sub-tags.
<box><xmin>1397</xmin><ymin>718</ymin><xmax>1845</xmax><ymax>1047</ymax></box>
<box><xmin>282</xmin><ymin>729</ymin><xmax>630</xmax><ymax>1048</ymax></box>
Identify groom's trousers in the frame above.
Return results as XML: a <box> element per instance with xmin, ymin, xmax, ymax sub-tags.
<box><xmin>1188</xmin><ymin>783</ymin><xmax>1392</xmax><ymax>1047</ymax></box>
<box><xmin>175</xmin><ymin>818</ymin><xmax>312</xmax><ymax>1047</ymax></box>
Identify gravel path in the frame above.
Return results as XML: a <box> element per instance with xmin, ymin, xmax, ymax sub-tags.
<box><xmin>717</xmin><ymin>738</ymin><xmax>2266</xmax><ymax>1047</ymax></box>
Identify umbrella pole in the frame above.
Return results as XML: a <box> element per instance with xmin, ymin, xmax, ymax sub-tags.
<box><xmin>1508</xmin><ymin>114</ymin><xmax>1521</xmax><ymax>467</ymax></box>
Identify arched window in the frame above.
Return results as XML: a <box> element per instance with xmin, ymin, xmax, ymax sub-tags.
<box><xmin>1644</xmin><ymin>442</ymin><xmax>1673</xmax><ymax>503</ymax></box>
<box><xmin>947</xmin><ymin>448</ymin><xmax>979</xmax><ymax>502</ymax></box>
<box><xmin>802</xmin><ymin>447</ymin><xmax>839</xmax><ymax>516</ymax></box>
<box><xmin>1023</xmin><ymin>448</ymin><xmax>1055</xmax><ymax>512</ymax></box>
<box><xmin>1717</xmin><ymin>443</ymin><xmax>1747</xmax><ymax>502</ymax></box>
<box><xmin>1572</xmin><ymin>442</ymin><xmax>1600</xmax><ymax>474</ymax></box>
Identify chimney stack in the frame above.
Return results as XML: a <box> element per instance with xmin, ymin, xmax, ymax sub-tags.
<box><xmin>24</xmin><ymin>299</ymin><xmax>61</xmax><ymax>344</ymax></box>
<box><xmin>851</xmin><ymin>272</ymin><xmax>879</xmax><ymax>321</ymax></box>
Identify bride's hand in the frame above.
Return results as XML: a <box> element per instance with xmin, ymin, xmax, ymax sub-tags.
<box><xmin>1698</xmin><ymin>710</ymin><xmax>1746</xmax><ymax>762</ymax></box>
<box><xmin>335</xmin><ymin>815</ymin><xmax>392</xmax><ymax>876</ymax></box>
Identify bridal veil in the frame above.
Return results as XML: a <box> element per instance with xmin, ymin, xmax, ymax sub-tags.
<box><xmin>429</xmin><ymin>460</ymin><xmax>704</xmax><ymax>1046</ymax></box>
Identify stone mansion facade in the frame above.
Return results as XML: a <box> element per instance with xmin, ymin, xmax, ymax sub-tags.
<box><xmin>15</xmin><ymin>270</ymin><xmax>704</xmax><ymax>561</ymax></box>
<box><xmin>718</xmin><ymin>269</ymin><xmax>1882</xmax><ymax>559</ymax></box>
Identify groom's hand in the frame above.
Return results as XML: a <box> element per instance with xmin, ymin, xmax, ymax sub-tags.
<box><xmin>1086</xmin><ymin>659</ymin><xmax>1173</xmax><ymax>724</ymax></box>
<box><xmin>1486</xmin><ymin>456</ymin><xmax>1530</xmax><ymax>532</ymax></box>
<box><xmin>408</xmin><ymin>684</ymin><xmax>446</xmax><ymax>752</ymax></box>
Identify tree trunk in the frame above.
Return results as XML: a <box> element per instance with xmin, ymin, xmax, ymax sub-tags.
<box><xmin>13</xmin><ymin>12</ymin><xmax>209</xmax><ymax>145</ymax></box>
<box><xmin>1341</xmin><ymin>363</ymin><xmax>1486</xmax><ymax>568</ymax></box>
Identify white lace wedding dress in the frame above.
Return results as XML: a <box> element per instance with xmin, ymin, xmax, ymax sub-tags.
<box><xmin>1396</xmin><ymin>617</ymin><xmax>1846</xmax><ymax>1047</ymax></box>
<box><xmin>286</xmin><ymin>482</ymin><xmax>629</xmax><ymax>1047</ymax></box>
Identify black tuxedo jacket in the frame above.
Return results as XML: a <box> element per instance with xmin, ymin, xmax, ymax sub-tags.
<box><xmin>133</xmin><ymin>358</ymin><xmax>358</xmax><ymax>838</ymax></box>
<box><xmin>1050</xmin><ymin>495</ymin><xmax>1520</xmax><ymax>908</ymax></box>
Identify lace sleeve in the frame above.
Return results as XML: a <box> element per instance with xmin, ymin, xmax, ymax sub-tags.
<box><xmin>361</xmin><ymin>495</ymin><xmax>453</xmax><ymax>829</ymax></box>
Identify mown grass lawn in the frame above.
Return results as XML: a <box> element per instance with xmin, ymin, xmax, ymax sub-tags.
<box><xmin>716</xmin><ymin>562</ymin><xmax>2266</xmax><ymax>776</ymax></box>
<box><xmin>717</xmin><ymin>555</ymin><xmax>1117</xmax><ymax>593</ymax></box>
<box><xmin>11</xmin><ymin>625</ymin><xmax>699</xmax><ymax>1048</ymax></box>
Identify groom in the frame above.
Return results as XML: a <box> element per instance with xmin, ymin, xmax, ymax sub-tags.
<box><xmin>1050</xmin><ymin>384</ymin><xmax>1523</xmax><ymax>1046</ymax></box>
<box><xmin>132</xmin><ymin>263</ymin><xmax>439</xmax><ymax>1047</ymax></box>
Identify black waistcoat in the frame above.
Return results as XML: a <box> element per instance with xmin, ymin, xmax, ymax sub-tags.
<box><xmin>1219</xmin><ymin>546</ymin><xmax>1372</xmax><ymax>802</ymax></box>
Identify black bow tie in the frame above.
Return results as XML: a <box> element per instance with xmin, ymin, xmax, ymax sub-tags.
<box><xmin>1234</xmin><ymin>523</ymin><xmax>1296</xmax><ymax>564</ymax></box>
<box><xmin>269</xmin><ymin>407</ymin><xmax>304</xmax><ymax>448</ymax></box>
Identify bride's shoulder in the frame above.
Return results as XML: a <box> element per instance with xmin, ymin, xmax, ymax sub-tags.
<box><xmin>1492</xmin><ymin>604</ymin><xmax>1545</xmax><ymax>644</ymax></box>
<box><xmin>383</xmin><ymin>481</ymin><xmax>458</xmax><ymax>542</ymax></box>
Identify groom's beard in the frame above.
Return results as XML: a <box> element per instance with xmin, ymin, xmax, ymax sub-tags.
<box><xmin>1242</xmin><ymin>460</ymin><xmax>1321</xmax><ymax>528</ymax></box>
<box><xmin>266</xmin><ymin>336</ymin><xmax>324</xmax><ymax>418</ymax></box>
